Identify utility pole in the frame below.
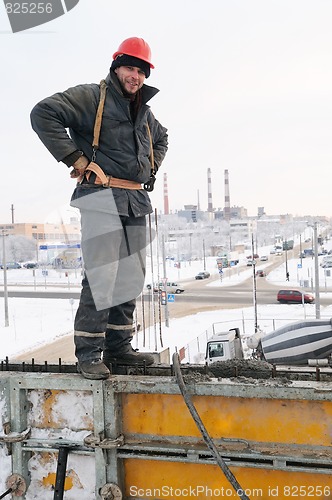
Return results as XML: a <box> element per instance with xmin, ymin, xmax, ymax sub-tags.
<box><xmin>189</xmin><ymin>233</ymin><xmax>192</xmax><ymax>266</ymax></box>
<box><xmin>162</xmin><ymin>234</ymin><xmax>169</xmax><ymax>327</ymax></box>
<box><xmin>313</xmin><ymin>222</ymin><xmax>321</xmax><ymax>319</ymax></box>
<box><xmin>251</xmin><ymin>233</ymin><xmax>258</xmax><ymax>332</ymax></box>
<box><xmin>2</xmin><ymin>230</ymin><xmax>9</xmax><ymax>327</ymax></box>
<box><xmin>203</xmin><ymin>239</ymin><xmax>206</xmax><ymax>271</ymax></box>
<box><xmin>11</xmin><ymin>204</ymin><xmax>14</xmax><ymax>224</ymax></box>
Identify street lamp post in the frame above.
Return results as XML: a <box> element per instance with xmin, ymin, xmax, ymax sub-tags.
<box><xmin>203</xmin><ymin>239</ymin><xmax>206</xmax><ymax>271</ymax></box>
<box><xmin>313</xmin><ymin>222</ymin><xmax>321</xmax><ymax>319</ymax></box>
<box><xmin>162</xmin><ymin>234</ymin><xmax>169</xmax><ymax>328</ymax></box>
<box><xmin>251</xmin><ymin>233</ymin><xmax>258</xmax><ymax>332</ymax></box>
<box><xmin>2</xmin><ymin>230</ymin><xmax>9</xmax><ymax>327</ymax></box>
<box><xmin>189</xmin><ymin>233</ymin><xmax>192</xmax><ymax>266</ymax></box>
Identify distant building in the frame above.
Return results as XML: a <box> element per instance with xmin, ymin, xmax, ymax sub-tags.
<box><xmin>177</xmin><ymin>205</ymin><xmax>204</xmax><ymax>223</ymax></box>
<box><xmin>0</xmin><ymin>221</ymin><xmax>81</xmax><ymax>243</ymax></box>
<box><xmin>214</xmin><ymin>206</ymin><xmax>247</xmax><ymax>220</ymax></box>
<box><xmin>230</xmin><ymin>219</ymin><xmax>257</xmax><ymax>240</ymax></box>
<box><xmin>213</xmin><ymin>209</ymin><xmax>224</xmax><ymax>220</ymax></box>
<box><xmin>257</xmin><ymin>207</ymin><xmax>265</xmax><ymax>218</ymax></box>
<box><xmin>230</xmin><ymin>206</ymin><xmax>248</xmax><ymax>219</ymax></box>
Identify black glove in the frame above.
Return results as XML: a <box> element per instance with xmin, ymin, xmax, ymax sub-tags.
<box><xmin>144</xmin><ymin>173</ymin><xmax>156</xmax><ymax>192</ymax></box>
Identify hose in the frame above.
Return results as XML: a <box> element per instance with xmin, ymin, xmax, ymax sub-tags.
<box><xmin>172</xmin><ymin>352</ymin><xmax>250</xmax><ymax>500</ymax></box>
<box><xmin>1</xmin><ymin>474</ymin><xmax>26</xmax><ymax>498</ymax></box>
<box><xmin>0</xmin><ymin>489</ymin><xmax>12</xmax><ymax>499</ymax></box>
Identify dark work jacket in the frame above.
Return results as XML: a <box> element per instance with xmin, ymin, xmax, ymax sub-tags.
<box><xmin>30</xmin><ymin>71</ymin><xmax>168</xmax><ymax>217</ymax></box>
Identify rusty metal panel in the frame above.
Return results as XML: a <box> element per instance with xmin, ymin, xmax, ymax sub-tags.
<box><xmin>0</xmin><ymin>373</ymin><xmax>107</xmax><ymax>499</ymax></box>
<box><xmin>27</xmin><ymin>389</ymin><xmax>94</xmax><ymax>430</ymax></box>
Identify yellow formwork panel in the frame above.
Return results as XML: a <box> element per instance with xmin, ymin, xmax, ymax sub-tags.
<box><xmin>122</xmin><ymin>393</ymin><xmax>332</xmax><ymax>446</ymax></box>
<box><xmin>124</xmin><ymin>460</ymin><xmax>332</xmax><ymax>500</ymax></box>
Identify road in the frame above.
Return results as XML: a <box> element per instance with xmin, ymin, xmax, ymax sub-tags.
<box><xmin>13</xmin><ymin>274</ymin><xmax>259</xmax><ymax>363</ymax></box>
<box><xmin>13</xmin><ymin>249</ymin><xmax>330</xmax><ymax>363</ymax></box>
<box><xmin>3</xmin><ymin>268</ymin><xmax>330</xmax><ymax>307</ymax></box>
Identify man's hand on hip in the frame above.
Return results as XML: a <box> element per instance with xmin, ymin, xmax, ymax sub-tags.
<box><xmin>70</xmin><ymin>156</ymin><xmax>89</xmax><ymax>179</ymax></box>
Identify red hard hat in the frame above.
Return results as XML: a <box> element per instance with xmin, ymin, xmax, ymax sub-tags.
<box><xmin>112</xmin><ymin>37</ymin><xmax>154</xmax><ymax>68</ymax></box>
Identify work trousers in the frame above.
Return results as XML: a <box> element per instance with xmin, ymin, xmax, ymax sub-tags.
<box><xmin>73</xmin><ymin>199</ymin><xmax>147</xmax><ymax>363</ymax></box>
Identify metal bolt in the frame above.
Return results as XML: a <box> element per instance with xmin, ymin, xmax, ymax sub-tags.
<box><xmin>100</xmin><ymin>483</ymin><xmax>122</xmax><ymax>500</ymax></box>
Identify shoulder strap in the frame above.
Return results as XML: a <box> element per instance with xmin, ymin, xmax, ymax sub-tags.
<box><xmin>92</xmin><ymin>80</ymin><xmax>107</xmax><ymax>156</ymax></box>
<box><xmin>92</xmin><ymin>79</ymin><xmax>155</xmax><ymax>175</ymax></box>
<box><xmin>146</xmin><ymin>123</ymin><xmax>155</xmax><ymax>175</ymax></box>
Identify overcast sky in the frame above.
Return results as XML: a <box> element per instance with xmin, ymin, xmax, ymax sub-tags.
<box><xmin>1</xmin><ymin>0</ymin><xmax>332</xmax><ymax>223</ymax></box>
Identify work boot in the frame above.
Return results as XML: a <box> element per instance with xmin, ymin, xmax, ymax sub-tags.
<box><xmin>78</xmin><ymin>359</ymin><xmax>110</xmax><ymax>380</ymax></box>
<box><xmin>103</xmin><ymin>348</ymin><xmax>154</xmax><ymax>367</ymax></box>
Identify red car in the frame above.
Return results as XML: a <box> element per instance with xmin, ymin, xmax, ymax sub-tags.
<box><xmin>277</xmin><ymin>290</ymin><xmax>314</xmax><ymax>304</ymax></box>
<box><xmin>256</xmin><ymin>270</ymin><xmax>266</xmax><ymax>277</ymax></box>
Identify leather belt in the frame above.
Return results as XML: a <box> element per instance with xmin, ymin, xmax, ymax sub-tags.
<box><xmin>81</xmin><ymin>162</ymin><xmax>142</xmax><ymax>190</ymax></box>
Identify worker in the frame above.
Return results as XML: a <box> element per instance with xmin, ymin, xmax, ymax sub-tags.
<box><xmin>30</xmin><ymin>37</ymin><xmax>168</xmax><ymax>380</ymax></box>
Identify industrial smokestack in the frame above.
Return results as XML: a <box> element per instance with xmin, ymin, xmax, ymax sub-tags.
<box><xmin>163</xmin><ymin>172</ymin><xmax>169</xmax><ymax>215</ymax></box>
<box><xmin>207</xmin><ymin>168</ymin><xmax>213</xmax><ymax>212</ymax></box>
<box><xmin>224</xmin><ymin>169</ymin><xmax>230</xmax><ymax>221</ymax></box>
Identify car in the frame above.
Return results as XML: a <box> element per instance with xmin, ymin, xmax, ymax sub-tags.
<box><xmin>321</xmin><ymin>260</ymin><xmax>332</xmax><ymax>268</ymax></box>
<box><xmin>277</xmin><ymin>289</ymin><xmax>315</xmax><ymax>304</ymax></box>
<box><xmin>23</xmin><ymin>262</ymin><xmax>39</xmax><ymax>269</ymax></box>
<box><xmin>260</xmin><ymin>255</ymin><xmax>268</xmax><ymax>262</ymax></box>
<box><xmin>302</xmin><ymin>249</ymin><xmax>314</xmax><ymax>258</ymax></box>
<box><xmin>246</xmin><ymin>260</ymin><xmax>255</xmax><ymax>266</ymax></box>
<box><xmin>166</xmin><ymin>282</ymin><xmax>185</xmax><ymax>294</ymax></box>
<box><xmin>256</xmin><ymin>270</ymin><xmax>266</xmax><ymax>277</ymax></box>
<box><xmin>195</xmin><ymin>271</ymin><xmax>210</xmax><ymax>280</ymax></box>
<box><xmin>147</xmin><ymin>282</ymin><xmax>185</xmax><ymax>294</ymax></box>
<box><xmin>246</xmin><ymin>254</ymin><xmax>259</xmax><ymax>260</ymax></box>
<box><xmin>0</xmin><ymin>262</ymin><xmax>22</xmax><ymax>269</ymax></box>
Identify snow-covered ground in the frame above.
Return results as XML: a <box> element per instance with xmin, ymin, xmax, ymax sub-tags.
<box><xmin>0</xmin><ymin>249</ymin><xmax>331</xmax><ymax>360</ymax></box>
